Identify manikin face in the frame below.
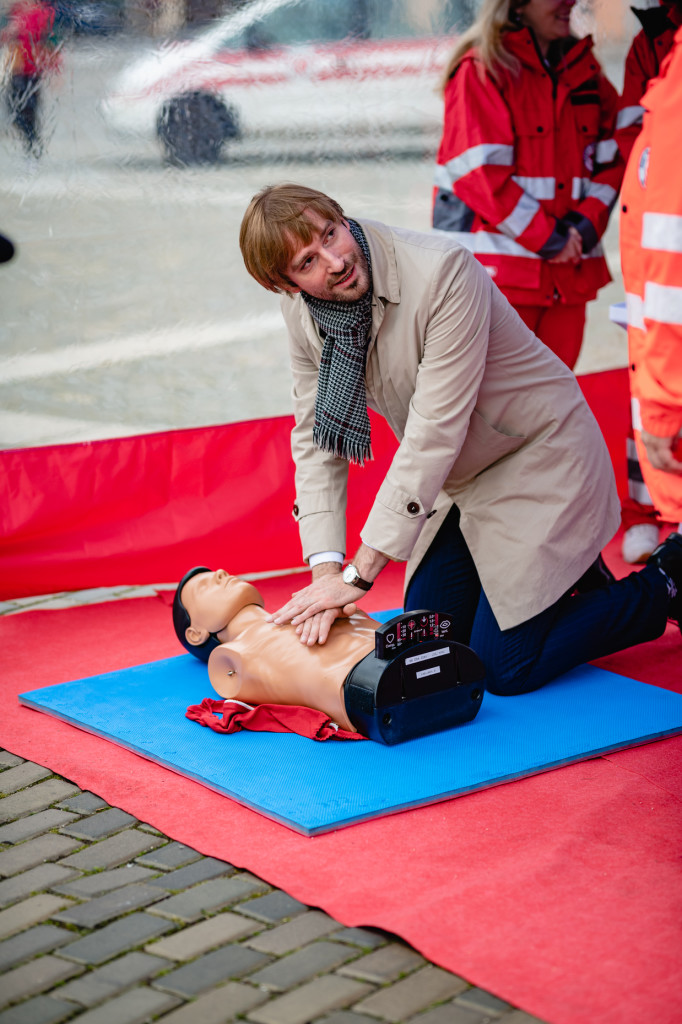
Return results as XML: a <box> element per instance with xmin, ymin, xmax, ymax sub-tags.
<box><xmin>518</xmin><ymin>0</ymin><xmax>575</xmax><ymax>55</ymax></box>
<box><xmin>181</xmin><ymin>569</ymin><xmax>254</xmax><ymax>645</ymax></box>
<box><xmin>282</xmin><ymin>210</ymin><xmax>370</xmax><ymax>302</ymax></box>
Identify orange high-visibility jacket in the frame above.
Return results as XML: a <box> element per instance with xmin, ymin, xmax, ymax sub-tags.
<box><xmin>621</xmin><ymin>25</ymin><xmax>682</xmax><ymax>521</ymax></box>
<box><xmin>433</xmin><ymin>28</ymin><xmax>622</xmax><ymax>308</ymax></box>
<box><xmin>615</xmin><ymin>3</ymin><xmax>677</xmax><ymax>163</ymax></box>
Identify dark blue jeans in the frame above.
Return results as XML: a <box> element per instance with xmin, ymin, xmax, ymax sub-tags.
<box><xmin>405</xmin><ymin>506</ymin><xmax>669</xmax><ymax>695</ymax></box>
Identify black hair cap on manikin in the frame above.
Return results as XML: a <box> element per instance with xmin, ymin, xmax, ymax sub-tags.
<box><xmin>172</xmin><ymin>565</ymin><xmax>222</xmax><ymax>664</ymax></box>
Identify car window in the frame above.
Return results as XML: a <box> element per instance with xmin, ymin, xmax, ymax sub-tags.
<box><xmin>366</xmin><ymin>0</ymin><xmax>463</xmax><ymax>40</ymax></box>
<box><xmin>242</xmin><ymin>0</ymin><xmax>365</xmax><ymax>50</ymax></box>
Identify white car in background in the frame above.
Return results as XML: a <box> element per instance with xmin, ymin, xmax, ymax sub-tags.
<box><xmin>101</xmin><ymin>0</ymin><xmax>464</xmax><ymax>165</ymax></box>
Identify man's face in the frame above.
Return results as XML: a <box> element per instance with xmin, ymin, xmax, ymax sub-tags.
<box><xmin>282</xmin><ymin>210</ymin><xmax>370</xmax><ymax>302</ymax></box>
<box><xmin>182</xmin><ymin>569</ymin><xmax>253</xmax><ymax>638</ymax></box>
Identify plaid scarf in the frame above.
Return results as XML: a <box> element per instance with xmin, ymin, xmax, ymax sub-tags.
<box><xmin>302</xmin><ymin>220</ymin><xmax>373</xmax><ymax>465</ymax></box>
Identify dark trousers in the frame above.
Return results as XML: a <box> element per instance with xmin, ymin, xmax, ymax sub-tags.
<box><xmin>405</xmin><ymin>505</ymin><xmax>669</xmax><ymax>695</ymax></box>
<box><xmin>8</xmin><ymin>74</ymin><xmax>41</xmax><ymax>153</ymax></box>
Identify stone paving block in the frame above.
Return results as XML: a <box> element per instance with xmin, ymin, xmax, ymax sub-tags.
<box><xmin>0</xmin><ymin>810</ymin><xmax>79</xmax><ymax>845</ymax></box>
<box><xmin>248</xmin><ymin>940</ymin><xmax>357</xmax><ymax>992</ymax></box>
<box><xmin>0</xmin><ymin>753</ymin><xmax>24</xmax><ymax>768</ymax></box>
<box><xmin>0</xmin><ymin>762</ymin><xmax>52</xmax><ymax>795</ymax></box>
<box><xmin>151</xmin><ymin>944</ymin><xmax>270</xmax><ymax>998</ymax></box>
<box><xmin>246</xmin><ymin>910</ymin><xmax>338</xmax><ymax>955</ymax></box>
<box><xmin>330</xmin><ymin>929</ymin><xmax>387</xmax><ymax>950</ymax></box>
<box><xmin>147</xmin><ymin>856</ymin><xmax>233</xmax><ymax>890</ymax></box>
<box><xmin>0</xmin><ymin>780</ymin><xmax>80</xmax><ymax>823</ymax></box>
<box><xmin>247</xmin><ymin>975</ymin><xmax>373</xmax><ymax>1024</ymax></box>
<box><xmin>0</xmin><ymin>995</ymin><xmax>75</xmax><ymax>1024</ymax></box>
<box><xmin>137</xmin><ymin>823</ymin><xmax>163</xmax><ymax>835</ymax></box>
<box><xmin>135</xmin><ymin>842</ymin><xmax>201</xmax><ymax>871</ymax></box>
<box><xmin>453</xmin><ymin>988</ymin><xmax>512</xmax><ymax>1017</ymax></box>
<box><xmin>0</xmin><ymin>894</ymin><xmax>74</xmax><ymax>940</ymax></box>
<box><xmin>53</xmin><ymin>864</ymin><xmax>158</xmax><ymax>898</ymax></box>
<box><xmin>57</xmin><ymin>952</ymin><xmax>168</xmax><ymax>1008</ymax></box>
<box><xmin>0</xmin><ymin>834</ymin><xmax>81</xmax><ymax>878</ymax></box>
<box><xmin>147</xmin><ymin>874</ymin><xmax>267</xmax><ymax>923</ymax></box>
<box><xmin>59</xmin><ymin>986</ymin><xmax>180</xmax><ymax>1024</ymax></box>
<box><xmin>319</xmin><ymin>1014</ymin><xmax>378</xmax><ymax>1024</ymax></box>
<box><xmin>0</xmin><ymin>925</ymin><xmax>73</xmax><ymax>972</ymax></box>
<box><xmin>56</xmin><ymin>792</ymin><xmax>109</xmax><ymax>813</ymax></box>
<box><xmin>405</xmin><ymin>1006</ymin><xmax>485</xmax><ymax>1024</ymax></box>
<box><xmin>499</xmin><ymin>1013</ymin><xmax>548</xmax><ymax>1024</ymax></box>
<box><xmin>155</xmin><ymin>981</ymin><xmax>269</xmax><ymax>1024</ymax></box>
<box><xmin>59</xmin><ymin>829</ymin><xmax>165</xmax><ymax>870</ymax></box>
<box><xmin>60</xmin><ymin>911</ymin><xmax>176</xmax><ymax>965</ymax></box>
<box><xmin>0</xmin><ymin>954</ymin><xmax>85</xmax><ymax>1009</ymax></box>
<box><xmin>0</xmin><ymin>863</ymin><xmax>81</xmax><ymax>908</ymax></box>
<box><xmin>146</xmin><ymin>910</ymin><xmax>260</xmax><ymax>961</ymax></box>
<box><xmin>52</xmin><ymin>882</ymin><xmax>165</xmax><ymax>928</ymax></box>
<box><xmin>336</xmin><ymin>943</ymin><xmax>425</xmax><ymax>984</ymax></box>
<box><xmin>58</xmin><ymin>808</ymin><xmax>137</xmax><ymax>841</ymax></box>
<box><xmin>236</xmin><ymin>890</ymin><xmax>307</xmax><ymax>924</ymax></box>
<box><xmin>353</xmin><ymin>966</ymin><xmax>469</xmax><ymax>1021</ymax></box>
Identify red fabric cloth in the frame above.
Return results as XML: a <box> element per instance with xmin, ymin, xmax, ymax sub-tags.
<box><xmin>186</xmin><ymin>697</ymin><xmax>364</xmax><ymax>741</ymax></box>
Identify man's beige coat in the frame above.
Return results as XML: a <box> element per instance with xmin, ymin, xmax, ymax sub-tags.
<box><xmin>281</xmin><ymin>218</ymin><xmax>620</xmax><ymax>630</ymax></box>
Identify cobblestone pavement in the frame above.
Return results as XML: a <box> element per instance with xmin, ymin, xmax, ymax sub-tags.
<box><xmin>1</xmin><ymin>589</ymin><xmax>549</xmax><ymax>1024</ymax></box>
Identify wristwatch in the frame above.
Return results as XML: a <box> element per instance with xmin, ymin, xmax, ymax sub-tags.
<box><xmin>342</xmin><ymin>563</ymin><xmax>374</xmax><ymax>591</ymax></box>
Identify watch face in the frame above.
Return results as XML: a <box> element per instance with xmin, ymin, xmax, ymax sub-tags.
<box><xmin>343</xmin><ymin>565</ymin><xmax>357</xmax><ymax>585</ymax></box>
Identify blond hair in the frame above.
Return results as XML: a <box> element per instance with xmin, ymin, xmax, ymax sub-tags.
<box><xmin>239</xmin><ymin>183</ymin><xmax>345</xmax><ymax>293</ymax></box>
<box><xmin>440</xmin><ymin>0</ymin><xmax>529</xmax><ymax>90</ymax></box>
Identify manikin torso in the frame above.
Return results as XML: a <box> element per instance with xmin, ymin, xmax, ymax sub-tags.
<box><xmin>207</xmin><ymin>582</ymin><xmax>379</xmax><ymax>732</ymax></box>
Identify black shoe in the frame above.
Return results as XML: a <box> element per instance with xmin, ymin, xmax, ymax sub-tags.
<box><xmin>647</xmin><ymin>531</ymin><xmax>682</xmax><ymax>627</ymax></box>
<box><xmin>573</xmin><ymin>553</ymin><xmax>616</xmax><ymax>594</ymax></box>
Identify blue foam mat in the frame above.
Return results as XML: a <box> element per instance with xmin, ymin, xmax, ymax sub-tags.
<box><xmin>19</xmin><ymin>656</ymin><xmax>682</xmax><ymax>835</ymax></box>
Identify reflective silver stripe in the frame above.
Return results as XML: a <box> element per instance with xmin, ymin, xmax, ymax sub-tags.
<box><xmin>595</xmin><ymin>139</ymin><xmax>619</xmax><ymax>163</ymax></box>
<box><xmin>498</xmin><ymin>191</ymin><xmax>540</xmax><ymax>238</ymax></box>
<box><xmin>631</xmin><ymin>398</ymin><xmax>642</xmax><ymax>433</ymax></box>
<box><xmin>626</xmin><ymin>436</ymin><xmax>638</xmax><ymax>460</ymax></box>
<box><xmin>642</xmin><ymin>212</ymin><xmax>682</xmax><ymax>254</ymax></box>
<box><xmin>432</xmin><ymin>229</ymin><xmax>541</xmax><ymax>258</ymax></box>
<box><xmin>511</xmin><ymin>175</ymin><xmax>555</xmax><ymax>199</ymax></box>
<box><xmin>644</xmin><ymin>282</ymin><xmax>682</xmax><ymax>325</ymax></box>
<box><xmin>626</xmin><ymin>292</ymin><xmax>645</xmax><ymax>329</ymax></box>
<box><xmin>616</xmin><ymin>105</ymin><xmax>644</xmax><ymax>130</ymax></box>
<box><xmin>433</xmin><ymin>163</ymin><xmax>452</xmax><ymax>190</ymax></box>
<box><xmin>572</xmin><ymin>177</ymin><xmax>586</xmax><ymax>201</ymax></box>
<box><xmin>581</xmin><ymin>181</ymin><xmax>618</xmax><ymax>207</ymax></box>
<box><xmin>441</xmin><ymin>143</ymin><xmax>514</xmax><ymax>184</ymax></box>
<box><xmin>629</xmin><ymin>477</ymin><xmax>653</xmax><ymax>505</ymax></box>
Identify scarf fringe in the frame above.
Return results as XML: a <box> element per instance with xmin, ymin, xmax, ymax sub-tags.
<box><xmin>313</xmin><ymin>425</ymin><xmax>373</xmax><ymax>466</ymax></box>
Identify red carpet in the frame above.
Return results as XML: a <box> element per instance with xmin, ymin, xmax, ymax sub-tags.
<box><xmin>3</xmin><ymin>557</ymin><xmax>681</xmax><ymax>1024</ymax></box>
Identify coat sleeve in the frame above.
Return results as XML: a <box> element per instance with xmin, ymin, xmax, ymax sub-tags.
<box><xmin>284</xmin><ymin>299</ymin><xmax>350</xmax><ymax>562</ymax></box>
<box><xmin>615</xmin><ymin>32</ymin><xmax>651</xmax><ymax>163</ymax></box>
<box><xmin>636</xmin><ymin>41</ymin><xmax>682</xmax><ymax>439</ymax></box>
<box><xmin>436</xmin><ymin>59</ymin><xmax>561</xmax><ymax>256</ymax></box>
<box><xmin>567</xmin><ymin>70</ymin><xmax>624</xmax><ymax>253</ymax></box>
<box><xmin>361</xmin><ymin>246</ymin><xmax>492</xmax><ymax>561</ymax></box>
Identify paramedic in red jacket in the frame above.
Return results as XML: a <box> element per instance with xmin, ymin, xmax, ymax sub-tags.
<box><xmin>433</xmin><ymin>0</ymin><xmax>623</xmax><ymax>370</ymax></box>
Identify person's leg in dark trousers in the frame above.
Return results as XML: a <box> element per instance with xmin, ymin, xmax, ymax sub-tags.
<box><xmin>406</xmin><ymin>504</ymin><xmax>671</xmax><ymax>695</ymax></box>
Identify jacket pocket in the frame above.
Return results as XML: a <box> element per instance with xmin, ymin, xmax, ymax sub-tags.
<box><xmin>445</xmin><ymin>409</ymin><xmax>527</xmax><ymax>489</ymax></box>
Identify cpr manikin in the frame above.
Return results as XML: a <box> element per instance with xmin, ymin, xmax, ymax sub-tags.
<box><xmin>173</xmin><ymin>566</ymin><xmax>379</xmax><ymax>732</ymax></box>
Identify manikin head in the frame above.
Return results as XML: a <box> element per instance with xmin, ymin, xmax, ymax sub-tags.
<box><xmin>239</xmin><ymin>183</ymin><xmax>370</xmax><ymax>301</ymax></box>
<box><xmin>172</xmin><ymin>566</ymin><xmax>263</xmax><ymax>663</ymax></box>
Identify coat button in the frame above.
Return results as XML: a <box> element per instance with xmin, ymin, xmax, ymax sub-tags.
<box><xmin>407</xmin><ymin>502</ymin><xmax>419</xmax><ymax>514</ymax></box>
<box><xmin>292</xmin><ymin>504</ymin><xmax>299</xmax><ymax>516</ymax></box>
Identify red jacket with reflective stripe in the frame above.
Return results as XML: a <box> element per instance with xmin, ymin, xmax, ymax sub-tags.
<box><xmin>433</xmin><ymin>29</ymin><xmax>622</xmax><ymax>307</ymax></box>
<box><xmin>615</xmin><ymin>4</ymin><xmax>677</xmax><ymax>164</ymax></box>
<box><xmin>621</xmin><ymin>26</ymin><xmax>682</xmax><ymax>519</ymax></box>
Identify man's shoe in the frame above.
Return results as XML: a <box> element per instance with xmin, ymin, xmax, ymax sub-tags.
<box><xmin>574</xmin><ymin>553</ymin><xmax>616</xmax><ymax>593</ymax></box>
<box><xmin>647</xmin><ymin>531</ymin><xmax>682</xmax><ymax>627</ymax></box>
<box><xmin>622</xmin><ymin>523</ymin><xmax>660</xmax><ymax>563</ymax></box>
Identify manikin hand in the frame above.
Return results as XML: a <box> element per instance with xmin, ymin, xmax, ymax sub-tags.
<box><xmin>548</xmin><ymin>225</ymin><xmax>582</xmax><ymax>265</ymax></box>
<box><xmin>641</xmin><ymin>429</ymin><xmax>682</xmax><ymax>474</ymax></box>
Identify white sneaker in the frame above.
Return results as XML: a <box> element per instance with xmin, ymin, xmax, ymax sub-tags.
<box><xmin>622</xmin><ymin>523</ymin><xmax>660</xmax><ymax>564</ymax></box>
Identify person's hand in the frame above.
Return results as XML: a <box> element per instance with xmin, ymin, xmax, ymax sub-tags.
<box><xmin>548</xmin><ymin>226</ymin><xmax>582</xmax><ymax>264</ymax></box>
<box><xmin>267</xmin><ymin>574</ymin><xmax>366</xmax><ymax>644</ymax></box>
<box><xmin>294</xmin><ymin>603</ymin><xmax>359</xmax><ymax>646</ymax></box>
<box><xmin>641</xmin><ymin>429</ymin><xmax>682</xmax><ymax>473</ymax></box>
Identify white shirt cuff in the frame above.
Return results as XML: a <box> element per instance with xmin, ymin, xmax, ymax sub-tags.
<box><xmin>308</xmin><ymin>550</ymin><xmax>344</xmax><ymax>568</ymax></box>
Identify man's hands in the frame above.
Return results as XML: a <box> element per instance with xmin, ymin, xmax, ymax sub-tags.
<box><xmin>267</xmin><ymin>546</ymin><xmax>389</xmax><ymax>645</ymax></box>
<box><xmin>548</xmin><ymin>225</ymin><xmax>582</xmax><ymax>265</ymax></box>
<box><xmin>641</xmin><ymin>429</ymin><xmax>682</xmax><ymax>474</ymax></box>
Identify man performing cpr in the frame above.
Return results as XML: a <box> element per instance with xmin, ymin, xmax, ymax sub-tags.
<box><xmin>238</xmin><ymin>183</ymin><xmax>682</xmax><ymax>696</ymax></box>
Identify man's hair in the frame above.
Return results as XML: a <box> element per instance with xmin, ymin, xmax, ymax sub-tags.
<box><xmin>239</xmin><ymin>183</ymin><xmax>345</xmax><ymax>293</ymax></box>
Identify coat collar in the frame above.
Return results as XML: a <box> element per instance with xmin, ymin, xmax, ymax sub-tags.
<box><xmin>503</xmin><ymin>24</ymin><xmax>594</xmax><ymax>77</ymax></box>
